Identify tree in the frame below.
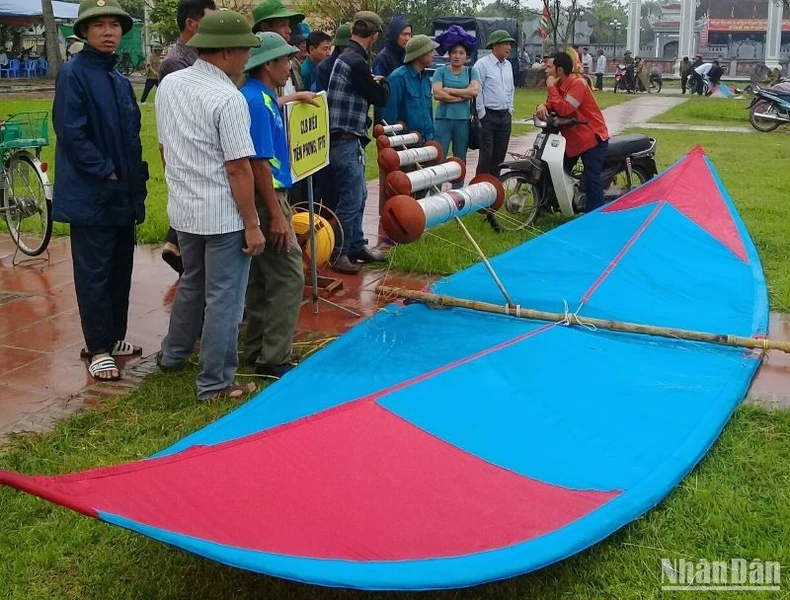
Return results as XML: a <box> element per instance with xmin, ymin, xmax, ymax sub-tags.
<box><xmin>41</xmin><ymin>0</ymin><xmax>64</xmax><ymax>76</ymax></box>
<box><xmin>544</xmin><ymin>0</ymin><xmax>586</xmax><ymax>52</ymax></box>
<box><xmin>586</xmin><ymin>0</ymin><xmax>626</xmax><ymax>45</ymax></box>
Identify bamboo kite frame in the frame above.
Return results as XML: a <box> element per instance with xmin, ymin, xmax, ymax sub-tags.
<box><xmin>376</xmin><ymin>285</ymin><xmax>790</xmax><ymax>354</ymax></box>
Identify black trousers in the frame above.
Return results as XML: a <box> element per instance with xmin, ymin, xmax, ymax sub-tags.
<box><xmin>681</xmin><ymin>73</ymin><xmax>689</xmax><ymax>93</ymax></box>
<box><xmin>140</xmin><ymin>78</ymin><xmax>158</xmax><ymax>103</ymax></box>
<box><xmin>71</xmin><ymin>225</ymin><xmax>135</xmax><ymax>355</ymax></box>
<box><xmin>596</xmin><ymin>73</ymin><xmax>604</xmax><ymax>91</ymax></box>
<box><xmin>476</xmin><ymin>109</ymin><xmax>512</xmax><ymax>178</ymax></box>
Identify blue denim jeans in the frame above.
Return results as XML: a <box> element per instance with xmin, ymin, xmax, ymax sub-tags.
<box><xmin>160</xmin><ymin>230</ymin><xmax>251</xmax><ymax>398</ymax></box>
<box><xmin>435</xmin><ymin>118</ymin><xmax>470</xmax><ymax>189</ymax></box>
<box><xmin>329</xmin><ymin>138</ymin><xmax>367</xmax><ymax>254</ymax></box>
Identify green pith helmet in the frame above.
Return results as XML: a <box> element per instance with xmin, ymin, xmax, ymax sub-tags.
<box><xmin>486</xmin><ymin>29</ymin><xmax>515</xmax><ymax>49</ymax></box>
<box><xmin>404</xmin><ymin>34</ymin><xmax>438</xmax><ymax>63</ymax></box>
<box><xmin>74</xmin><ymin>0</ymin><xmax>133</xmax><ymax>37</ymax></box>
<box><xmin>186</xmin><ymin>10</ymin><xmax>261</xmax><ymax>49</ymax></box>
<box><xmin>332</xmin><ymin>23</ymin><xmax>351</xmax><ymax>47</ymax></box>
<box><xmin>252</xmin><ymin>0</ymin><xmax>304</xmax><ymax>33</ymax></box>
<box><xmin>244</xmin><ymin>31</ymin><xmax>298</xmax><ymax>72</ymax></box>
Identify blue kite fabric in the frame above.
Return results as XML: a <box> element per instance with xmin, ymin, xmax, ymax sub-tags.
<box><xmin>0</xmin><ymin>148</ymin><xmax>768</xmax><ymax>590</ymax></box>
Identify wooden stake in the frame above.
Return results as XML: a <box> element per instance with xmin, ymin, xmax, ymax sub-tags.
<box><xmin>376</xmin><ymin>285</ymin><xmax>790</xmax><ymax>354</ymax></box>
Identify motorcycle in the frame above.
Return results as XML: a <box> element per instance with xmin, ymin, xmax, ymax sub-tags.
<box><xmin>497</xmin><ymin>114</ymin><xmax>658</xmax><ymax>230</ymax></box>
<box><xmin>747</xmin><ymin>85</ymin><xmax>790</xmax><ymax>132</ymax></box>
<box><xmin>613</xmin><ymin>64</ymin><xmax>635</xmax><ymax>93</ymax></box>
<box><xmin>649</xmin><ymin>69</ymin><xmax>663</xmax><ymax>93</ymax></box>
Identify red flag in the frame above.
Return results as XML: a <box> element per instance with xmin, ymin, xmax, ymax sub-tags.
<box><xmin>540</xmin><ymin>0</ymin><xmax>551</xmax><ymax>41</ymax></box>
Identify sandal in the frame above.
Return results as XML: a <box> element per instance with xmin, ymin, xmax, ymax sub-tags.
<box><xmin>80</xmin><ymin>340</ymin><xmax>142</xmax><ymax>360</ymax></box>
<box><xmin>88</xmin><ymin>355</ymin><xmax>121</xmax><ymax>381</ymax></box>
<box><xmin>200</xmin><ymin>381</ymin><xmax>257</xmax><ymax>402</ymax></box>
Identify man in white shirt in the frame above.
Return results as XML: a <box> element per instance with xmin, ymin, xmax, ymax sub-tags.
<box><xmin>155</xmin><ymin>11</ymin><xmax>265</xmax><ymax>401</ymax></box>
<box><xmin>595</xmin><ymin>49</ymin><xmax>606</xmax><ymax>91</ymax></box>
<box><xmin>581</xmin><ymin>47</ymin><xmax>593</xmax><ymax>74</ymax></box>
<box><xmin>474</xmin><ymin>29</ymin><xmax>515</xmax><ymax>232</ymax></box>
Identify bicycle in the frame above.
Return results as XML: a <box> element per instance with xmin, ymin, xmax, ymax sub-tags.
<box><xmin>0</xmin><ymin>111</ymin><xmax>53</xmax><ymax>258</ymax></box>
<box><xmin>118</xmin><ymin>52</ymin><xmax>146</xmax><ymax>77</ymax></box>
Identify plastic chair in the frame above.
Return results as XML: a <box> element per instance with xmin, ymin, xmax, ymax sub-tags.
<box><xmin>22</xmin><ymin>59</ymin><xmax>37</xmax><ymax>77</ymax></box>
<box><xmin>36</xmin><ymin>59</ymin><xmax>48</xmax><ymax>76</ymax></box>
<box><xmin>0</xmin><ymin>59</ymin><xmax>20</xmax><ymax>78</ymax></box>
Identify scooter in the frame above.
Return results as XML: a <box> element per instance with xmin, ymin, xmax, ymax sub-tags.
<box><xmin>747</xmin><ymin>85</ymin><xmax>790</xmax><ymax>132</ymax></box>
<box><xmin>496</xmin><ymin>114</ymin><xmax>658</xmax><ymax>230</ymax></box>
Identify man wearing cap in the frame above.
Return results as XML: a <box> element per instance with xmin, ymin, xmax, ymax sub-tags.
<box><xmin>158</xmin><ymin>0</ymin><xmax>217</xmax><ymax>276</ymax></box>
<box><xmin>155</xmin><ymin>11</ymin><xmax>265</xmax><ymax>401</ymax></box>
<box><xmin>240</xmin><ymin>32</ymin><xmax>306</xmax><ymax>378</ymax></box>
<box><xmin>381</xmin><ymin>34</ymin><xmax>438</xmax><ymax>142</ymax></box>
<box><xmin>313</xmin><ymin>24</ymin><xmax>349</xmax><ymax>93</ymax></box>
<box><xmin>288</xmin><ymin>31</ymin><xmax>307</xmax><ymax>90</ymax></box>
<box><xmin>301</xmin><ymin>30</ymin><xmax>331</xmax><ymax>92</ymax></box>
<box><xmin>66</xmin><ymin>34</ymin><xmax>84</xmax><ymax>58</ymax></box>
<box><xmin>474</xmin><ymin>29</ymin><xmax>515</xmax><ymax>232</ymax></box>
<box><xmin>140</xmin><ymin>45</ymin><xmax>162</xmax><ymax>103</ymax></box>
<box><xmin>53</xmin><ymin>0</ymin><xmax>149</xmax><ymax>382</ymax></box>
<box><xmin>251</xmin><ymin>0</ymin><xmax>304</xmax><ymax>96</ymax></box>
<box><xmin>327</xmin><ymin>11</ymin><xmax>390</xmax><ymax>275</ymax></box>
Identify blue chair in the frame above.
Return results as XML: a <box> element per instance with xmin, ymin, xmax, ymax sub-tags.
<box><xmin>0</xmin><ymin>58</ymin><xmax>20</xmax><ymax>78</ymax></box>
<box><xmin>22</xmin><ymin>59</ymin><xmax>37</xmax><ymax>77</ymax></box>
<box><xmin>36</xmin><ymin>59</ymin><xmax>48</xmax><ymax>76</ymax></box>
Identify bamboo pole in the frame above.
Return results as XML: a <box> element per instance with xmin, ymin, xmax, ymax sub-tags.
<box><xmin>376</xmin><ymin>285</ymin><xmax>790</xmax><ymax>354</ymax></box>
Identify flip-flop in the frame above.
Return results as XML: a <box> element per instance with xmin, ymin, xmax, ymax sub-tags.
<box><xmin>80</xmin><ymin>341</ymin><xmax>142</xmax><ymax>360</ymax></box>
<box><xmin>200</xmin><ymin>381</ymin><xmax>256</xmax><ymax>402</ymax></box>
<box><xmin>88</xmin><ymin>355</ymin><xmax>121</xmax><ymax>381</ymax></box>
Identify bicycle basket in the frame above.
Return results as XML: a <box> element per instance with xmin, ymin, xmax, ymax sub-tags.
<box><xmin>0</xmin><ymin>111</ymin><xmax>49</xmax><ymax>150</ymax></box>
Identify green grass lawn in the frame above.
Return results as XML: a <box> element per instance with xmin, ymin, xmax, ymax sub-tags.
<box><xmin>2</xmin><ymin>94</ymin><xmax>790</xmax><ymax>598</ymax></box>
<box><xmin>649</xmin><ymin>95</ymin><xmax>754</xmax><ymax>127</ymax></box>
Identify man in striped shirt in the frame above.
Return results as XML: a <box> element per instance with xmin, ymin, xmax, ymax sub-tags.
<box><xmin>155</xmin><ymin>11</ymin><xmax>265</xmax><ymax>401</ymax></box>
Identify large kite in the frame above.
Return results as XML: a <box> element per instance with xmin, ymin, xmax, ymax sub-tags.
<box><xmin>0</xmin><ymin>148</ymin><xmax>768</xmax><ymax>590</ymax></box>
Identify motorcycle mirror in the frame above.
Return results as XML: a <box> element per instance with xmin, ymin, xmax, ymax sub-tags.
<box><xmin>533</xmin><ymin>114</ymin><xmax>548</xmax><ymax>128</ymax></box>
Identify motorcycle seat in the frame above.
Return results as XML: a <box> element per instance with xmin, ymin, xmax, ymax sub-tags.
<box><xmin>606</xmin><ymin>134</ymin><xmax>653</xmax><ymax>157</ymax></box>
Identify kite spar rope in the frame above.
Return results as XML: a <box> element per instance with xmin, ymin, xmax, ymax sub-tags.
<box><xmin>380</xmin><ymin>120</ymin><xmax>515</xmax><ymax>308</ymax></box>
<box><xmin>375</xmin><ymin>286</ymin><xmax>790</xmax><ymax>354</ymax></box>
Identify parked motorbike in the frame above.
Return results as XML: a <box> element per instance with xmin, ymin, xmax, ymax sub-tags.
<box><xmin>747</xmin><ymin>86</ymin><xmax>790</xmax><ymax>132</ymax></box>
<box><xmin>497</xmin><ymin>114</ymin><xmax>658</xmax><ymax>230</ymax></box>
<box><xmin>649</xmin><ymin>69</ymin><xmax>663</xmax><ymax>93</ymax></box>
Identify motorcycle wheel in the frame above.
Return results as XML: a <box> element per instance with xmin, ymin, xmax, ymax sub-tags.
<box><xmin>613</xmin><ymin>82</ymin><xmax>619</xmax><ymax>93</ymax></box>
<box><xmin>651</xmin><ymin>79</ymin><xmax>662</xmax><ymax>93</ymax></box>
<box><xmin>605</xmin><ymin>164</ymin><xmax>651</xmax><ymax>200</ymax></box>
<box><xmin>749</xmin><ymin>102</ymin><xmax>781</xmax><ymax>132</ymax></box>
<box><xmin>498</xmin><ymin>171</ymin><xmax>541</xmax><ymax>231</ymax></box>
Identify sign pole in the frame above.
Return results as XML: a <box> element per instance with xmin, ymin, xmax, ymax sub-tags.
<box><xmin>304</xmin><ymin>174</ymin><xmax>360</xmax><ymax>317</ymax></box>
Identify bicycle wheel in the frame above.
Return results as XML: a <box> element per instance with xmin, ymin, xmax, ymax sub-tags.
<box><xmin>499</xmin><ymin>171</ymin><xmax>540</xmax><ymax>231</ymax></box>
<box><xmin>2</xmin><ymin>150</ymin><xmax>52</xmax><ymax>256</ymax></box>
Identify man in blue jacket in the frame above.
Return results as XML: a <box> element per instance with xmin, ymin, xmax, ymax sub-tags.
<box><xmin>381</xmin><ymin>34</ymin><xmax>438</xmax><ymax>141</ymax></box>
<box><xmin>53</xmin><ymin>0</ymin><xmax>149</xmax><ymax>382</ymax></box>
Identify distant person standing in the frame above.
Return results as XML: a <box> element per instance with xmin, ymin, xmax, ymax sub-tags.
<box><xmin>157</xmin><ymin>0</ymin><xmax>217</xmax><ymax>276</ymax></box>
<box><xmin>474</xmin><ymin>30</ymin><xmax>515</xmax><ymax>231</ymax></box>
<box><xmin>140</xmin><ymin>46</ymin><xmax>162</xmax><ymax>103</ymax></box>
<box><xmin>53</xmin><ymin>0</ymin><xmax>149</xmax><ymax>381</ymax></box>
<box><xmin>595</xmin><ymin>49</ymin><xmax>606</xmax><ymax>91</ymax></box>
<box><xmin>581</xmin><ymin>47</ymin><xmax>593</xmax><ymax>74</ymax></box>
<box><xmin>679</xmin><ymin>56</ymin><xmax>692</xmax><ymax>94</ymax></box>
<box><xmin>66</xmin><ymin>34</ymin><xmax>84</xmax><ymax>58</ymax></box>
